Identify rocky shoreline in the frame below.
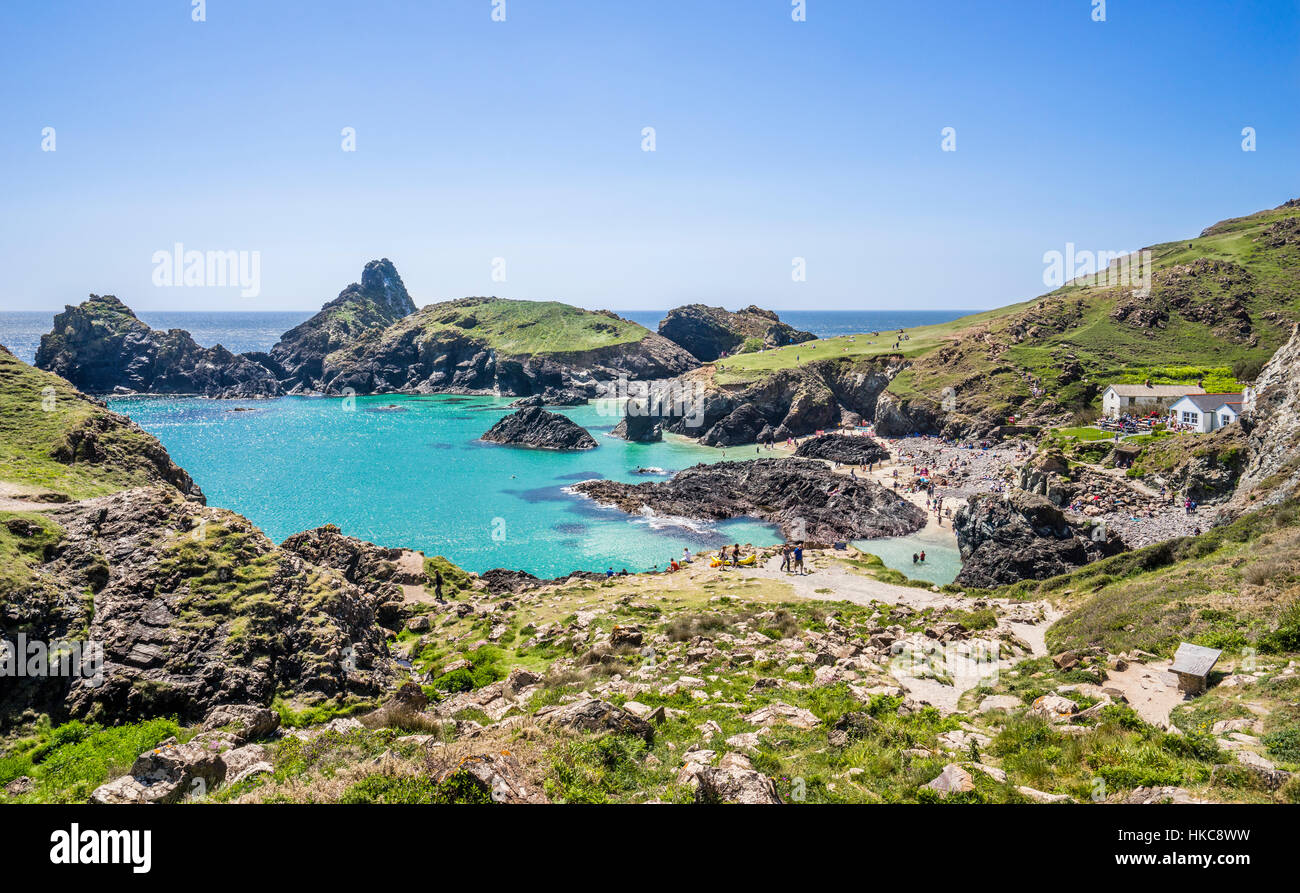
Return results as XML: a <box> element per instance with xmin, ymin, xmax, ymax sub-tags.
<box><xmin>571</xmin><ymin>457</ymin><xmax>928</xmax><ymax>541</ymax></box>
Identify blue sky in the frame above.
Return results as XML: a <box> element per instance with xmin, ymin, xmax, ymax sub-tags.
<box><xmin>2</xmin><ymin>0</ymin><xmax>1297</xmax><ymax>312</ymax></box>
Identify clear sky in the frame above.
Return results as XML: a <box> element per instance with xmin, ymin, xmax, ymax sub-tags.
<box><xmin>2</xmin><ymin>0</ymin><xmax>1297</xmax><ymax>313</ymax></box>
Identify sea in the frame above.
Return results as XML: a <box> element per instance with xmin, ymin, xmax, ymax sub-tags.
<box><xmin>0</xmin><ymin>308</ymin><xmax>971</xmax><ymax>581</ymax></box>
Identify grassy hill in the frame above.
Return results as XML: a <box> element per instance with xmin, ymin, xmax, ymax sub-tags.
<box><xmin>393</xmin><ymin>297</ymin><xmax>651</xmax><ymax>357</ymax></box>
<box><xmin>715</xmin><ymin>200</ymin><xmax>1300</xmax><ymax>427</ymax></box>
<box><xmin>0</xmin><ymin>347</ymin><xmax>195</xmax><ymax>501</ymax></box>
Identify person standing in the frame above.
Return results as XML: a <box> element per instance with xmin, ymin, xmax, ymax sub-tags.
<box><xmin>780</xmin><ymin>544</ymin><xmax>791</xmax><ymax>572</ymax></box>
<box><xmin>433</xmin><ymin>569</ymin><xmax>444</xmax><ymax>601</ymax></box>
<box><xmin>794</xmin><ymin>544</ymin><xmax>805</xmax><ymax>575</ymax></box>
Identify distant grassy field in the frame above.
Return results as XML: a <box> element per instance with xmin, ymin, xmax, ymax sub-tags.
<box><xmin>409</xmin><ymin>299</ymin><xmax>650</xmax><ymax>356</ymax></box>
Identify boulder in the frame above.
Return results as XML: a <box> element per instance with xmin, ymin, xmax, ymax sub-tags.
<box><xmin>924</xmin><ymin>764</ymin><xmax>974</xmax><ymax>797</ymax></box>
<box><xmin>480</xmin><ymin>407</ymin><xmax>598</xmax><ymax>451</ymax></box>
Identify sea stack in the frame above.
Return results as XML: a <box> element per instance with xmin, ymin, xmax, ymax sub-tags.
<box><xmin>481</xmin><ymin>406</ymin><xmax>599</xmax><ymax>451</ymax></box>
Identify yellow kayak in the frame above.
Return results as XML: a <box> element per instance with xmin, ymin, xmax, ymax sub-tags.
<box><xmin>711</xmin><ymin>553</ymin><xmax>757</xmax><ymax>567</ymax></box>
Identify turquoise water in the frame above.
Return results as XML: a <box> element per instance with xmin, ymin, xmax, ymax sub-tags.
<box><xmin>108</xmin><ymin>394</ymin><xmax>781</xmax><ymax>578</ymax></box>
<box><xmin>851</xmin><ymin>535</ymin><xmax>961</xmax><ymax>586</ymax></box>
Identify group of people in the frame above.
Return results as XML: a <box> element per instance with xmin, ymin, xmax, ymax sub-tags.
<box><xmin>778</xmin><ymin>542</ymin><xmax>806</xmax><ymax>575</ymax></box>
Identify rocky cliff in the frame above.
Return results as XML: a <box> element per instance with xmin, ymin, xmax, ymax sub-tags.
<box><xmin>319</xmin><ymin>297</ymin><xmax>697</xmax><ymax>397</ymax></box>
<box><xmin>658</xmin><ymin>304</ymin><xmax>816</xmax><ymax>362</ymax></box>
<box><xmin>953</xmin><ymin>489</ymin><xmax>1126</xmax><ymax>588</ymax></box>
<box><xmin>572</xmin><ymin>457</ymin><xmax>927</xmax><ymax>541</ymax></box>
<box><xmin>35</xmin><ymin>295</ymin><xmax>282</xmax><ymax>397</ymax></box>
<box><xmin>613</xmin><ymin>356</ymin><xmax>906</xmax><ymax>446</ymax></box>
<box><xmin>1232</xmin><ymin>324</ymin><xmax>1300</xmax><ymax>508</ymax></box>
<box><xmin>269</xmin><ymin>258</ymin><xmax>418</xmax><ymax>393</ymax></box>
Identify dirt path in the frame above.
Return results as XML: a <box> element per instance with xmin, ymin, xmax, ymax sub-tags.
<box><xmin>0</xmin><ymin>480</ymin><xmax>69</xmax><ymax>512</ymax></box>
<box><xmin>1104</xmin><ymin>660</ymin><xmax>1185</xmax><ymax>728</ymax></box>
<box><xmin>396</xmin><ymin>549</ymin><xmax>436</xmax><ymax>604</ymax></box>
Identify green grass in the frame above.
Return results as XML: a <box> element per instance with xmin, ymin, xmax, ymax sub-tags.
<box><xmin>395</xmin><ymin>298</ymin><xmax>650</xmax><ymax>357</ymax></box>
<box><xmin>0</xmin><ymin>348</ymin><xmax>178</xmax><ymax>499</ymax></box>
<box><xmin>0</xmin><ymin>717</ymin><xmax>184</xmax><ymax>803</ymax></box>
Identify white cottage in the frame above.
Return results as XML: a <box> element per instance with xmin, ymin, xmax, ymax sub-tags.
<box><xmin>1167</xmin><ymin>393</ymin><xmax>1244</xmax><ymax>433</ymax></box>
<box><xmin>1101</xmin><ymin>383</ymin><xmax>1204</xmax><ymax>418</ymax></box>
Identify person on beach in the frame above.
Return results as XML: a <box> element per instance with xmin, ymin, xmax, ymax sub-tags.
<box><xmin>606</xmin><ymin>567</ymin><xmax>614</xmax><ymax>578</ymax></box>
<box><xmin>670</xmin><ymin>559</ymin><xmax>680</xmax><ymax>571</ymax></box>
<box><xmin>682</xmin><ymin>547</ymin><xmax>692</xmax><ymax>564</ymax></box>
<box><xmin>780</xmin><ymin>544</ymin><xmax>791</xmax><ymax>572</ymax></box>
<box><xmin>794</xmin><ymin>544</ymin><xmax>805</xmax><ymax>574</ymax></box>
<box><xmin>731</xmin><ymin>543</ymin><xmax>741</xmax><ymax>566</ymax></box>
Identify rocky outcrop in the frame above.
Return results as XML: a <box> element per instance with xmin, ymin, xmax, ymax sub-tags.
<box><xmin>298</xmin><ymin>297</ymin><xmax>698</xmax><ymax>397</ymax></box>
<box><xmin>1233</xmin><ymin>324</ymin><xmax>1300</xmax><ymax>507</ymax></box>
<box><xmin>269</xmin><ymin>258</ymin><xmax>417</xmax><ymax>394</ymax></box>
<box><xmin>658</xmin><ymin>304</ymin><xmax>815</xmax><ymax>362</ymax></box>
<box><xmin>281</xmin><ymin>524</ymin><xmax>424</xmax><ymax>601</ymax></box>
<box><xmin>953</xmin><ymin>489</ymin><xmax>1126</xmax><ymax>588</ymax></box>
<box><xmin>481</xmin><ymin>407</ymin><xmax>598</xmax><ymax>451</ymax></box>
<box><xmin>793</xmin><ymin>434</ymin><xmax>890</xmax><ymax>465</ymax></box>
<box><xmin>508</xmin><ymin>387</ymin><xmax>588</xmax><ymax>407</ymax></box>
<box><xmin>621</xmin><ymin>356</ymin><xmax>906</xmax><ymax>446</ymax></box>
<box><xmin>35</xmin><ymin>295</ymin><xmax>282</xmax><ymax>397</ymax></box>
<box><xmin>1</xmin><ymin>487</ymin><xmax>395</xmax><ymax>727</ymax></box>
<box><xmin>572</xmin><ymin>457</ymin><xmax>927</xmax><ymax>541</ymax></box>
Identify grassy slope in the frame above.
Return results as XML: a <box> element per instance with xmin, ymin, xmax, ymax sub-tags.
<box><xmin>0</xmin><ymin>349</ymin><xmax>174</xmax><ymax>500</ymax></box>
<box><xmin>392</xmin><ymin>298</ymin><xmax>651</xmax><ymax>357</ymax></box>
<box><xmin>714</xmin><ymin>202</ymin><xmax>1300</xmax><ymax>415</ymax></box>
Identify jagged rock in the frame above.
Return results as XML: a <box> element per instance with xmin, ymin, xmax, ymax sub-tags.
<box><xmin>1017</xmin><ymin>785</ymin><xmax>1073</xmax><ymax>803</ymax></box>
<box><xmin>573</xmin><ymin>458</ymin><xmax>927</xmax><ymax>541</ymax></box>
<box><xmin>481</xmin><ymin>407</ymin><xmax>598</xmax><ymax>451</ymax></box>
<box><xmin>36</xmin><ymin>294</ymin><xmax>283</xmax><ymax>397</ymax></box>
<box><xmin>6</xmin><ymin>486</ymin><xmax>395</xmax><ymax>725</ymax></box>
<box><xmin>201</xmin><ymin>705</ymin><xmax>280</xmax><ymax>743</ymax></box>
<box><xmin>1123</xmin><ymin>786</ymin><xmax>1210</xmax><ymax>804</ymax></box>
<box><xmin>954</xmin><ymin>489</ymin><xmax>1126</xmax><ymax>587</ymax></box>
<box><xmin>657</xmin><ymin>304</ymin><xmax>815</xmax><ymax>362</ymax></box>
<box><xmin>793</xmin><ymin>434</ymin><xmax>890</xmax><ymax>465</ymax></box>
<box><xmin>1030</xmin><ymin>694</ymin><xmax>1078</xmax><ymax>721</ymax></box>
<box><xmin>680</xmin><ymin>751</ymin><xmax>782</xmax><ymax>804</ymax></box>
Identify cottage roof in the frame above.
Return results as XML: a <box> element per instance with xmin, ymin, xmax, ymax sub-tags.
<box><xmin>1106</xmin><ymin>384</ymin><xmax>1205</xmax><ymax>398</ymax></box>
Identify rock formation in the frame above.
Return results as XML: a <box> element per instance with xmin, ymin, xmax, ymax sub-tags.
<box><xmin>269</xmin><ymin>258</ymin><xmax>418</xmax><ymax>393</ymax></box>
<box><xmin>658</xmin><ymin>304</ymin><xmax>816</xmax><ymax>362</ymax></box>
<box><xmin>572</xmin><ymin>458</ymin><xmax>927</xmax><ymax>541</ymax></box>
<box><xmin>35</xmin><ymin>295</ymin><xmax>282</xmax><ymax>397</ymax></box>
<box><xmin>481</xmin><ymin>406</ymin><xmax>598</xmax><ymax>450</ymax></box>
<box><xmin>793</xmin><ymin>433</ymin><xmax>890</xmax><ymax>465</ymax></box>
<box><xmin>953</xmin><ymin>489</ymin><xmax>1126</xmax><ymax>588</ymax></box>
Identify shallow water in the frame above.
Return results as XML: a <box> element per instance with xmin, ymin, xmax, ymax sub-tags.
<box><xmin>851</xmin><ymin>533</ymin><xmax>962</xmax><ymax>586</ymax></box>
<box><xmin>109</xmin><ymin>394</ymin><xmax>781</xmax><ymax>578</ymax></box>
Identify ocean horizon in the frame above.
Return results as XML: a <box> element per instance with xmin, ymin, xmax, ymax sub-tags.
<box><xmin>0</xmin><ymin>308</ymin><xmax>978</xmax><ymax>366</ymax></box>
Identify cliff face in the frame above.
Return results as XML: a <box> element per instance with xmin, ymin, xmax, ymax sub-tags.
<box><xmin>614</xmin><ymin>355</ymin><xmax>905</xmax><ymax>446</ymax></box>
<box><xmin>269</xmin><ymin>258</ymin><xmax>417</xmax><ymax>393</ymax></box>
<box><xmin>1231</xmin><ymin>324</ymin><xmax>1300</xmax><ymax>508</ymax></box>
<box><xmin>35</xmin><ymin>295</ymin><xmax>282</xmax><ymax>397</ymax></box>
<box><xmin>658</xmin><ymin>304</ymin><xmax>816</xmax><ymax>362</ymax></box>
<box><xmin>0</xmin><ymin>351</ymin><xmax>399</xmax><ymax>727</ymax></box>
<box><xmin>317</xmin><ymin>297</ymin><xmax>698</xmax><ymax>397</ymax></box>
<box><xmin>953</xmin><ymin>489</ymin><xmax>1126</xmax><ymax>588</ymax></box>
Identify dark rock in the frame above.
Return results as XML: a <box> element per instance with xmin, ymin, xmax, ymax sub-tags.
<box><xmin>658</xmin><ymin>304</ymin><xmax>815</xmax><ymax>362</ymax></box>
<box><xmin>953</xmin><ymin>489</ymin><xmax>1127</xmax><ymax>587</ymax></box>
<box><xmin>793</xmin><ymin>434</ymin><xmax>890</xmax><ymax>465</ymax></box>
<box><xmin>572</xmin><ymin>457</ymin><xmax>927</xmax><ymax>541</ymax></box>
<box><xmin>36</xmin><ymin>295</ymin><xmax>283</xmax><ymax>397</ymax></box>
<box><xmin>481</xmin><ymin>406</ymin><xmax>598</xmax><ymax>451</ymax></box>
